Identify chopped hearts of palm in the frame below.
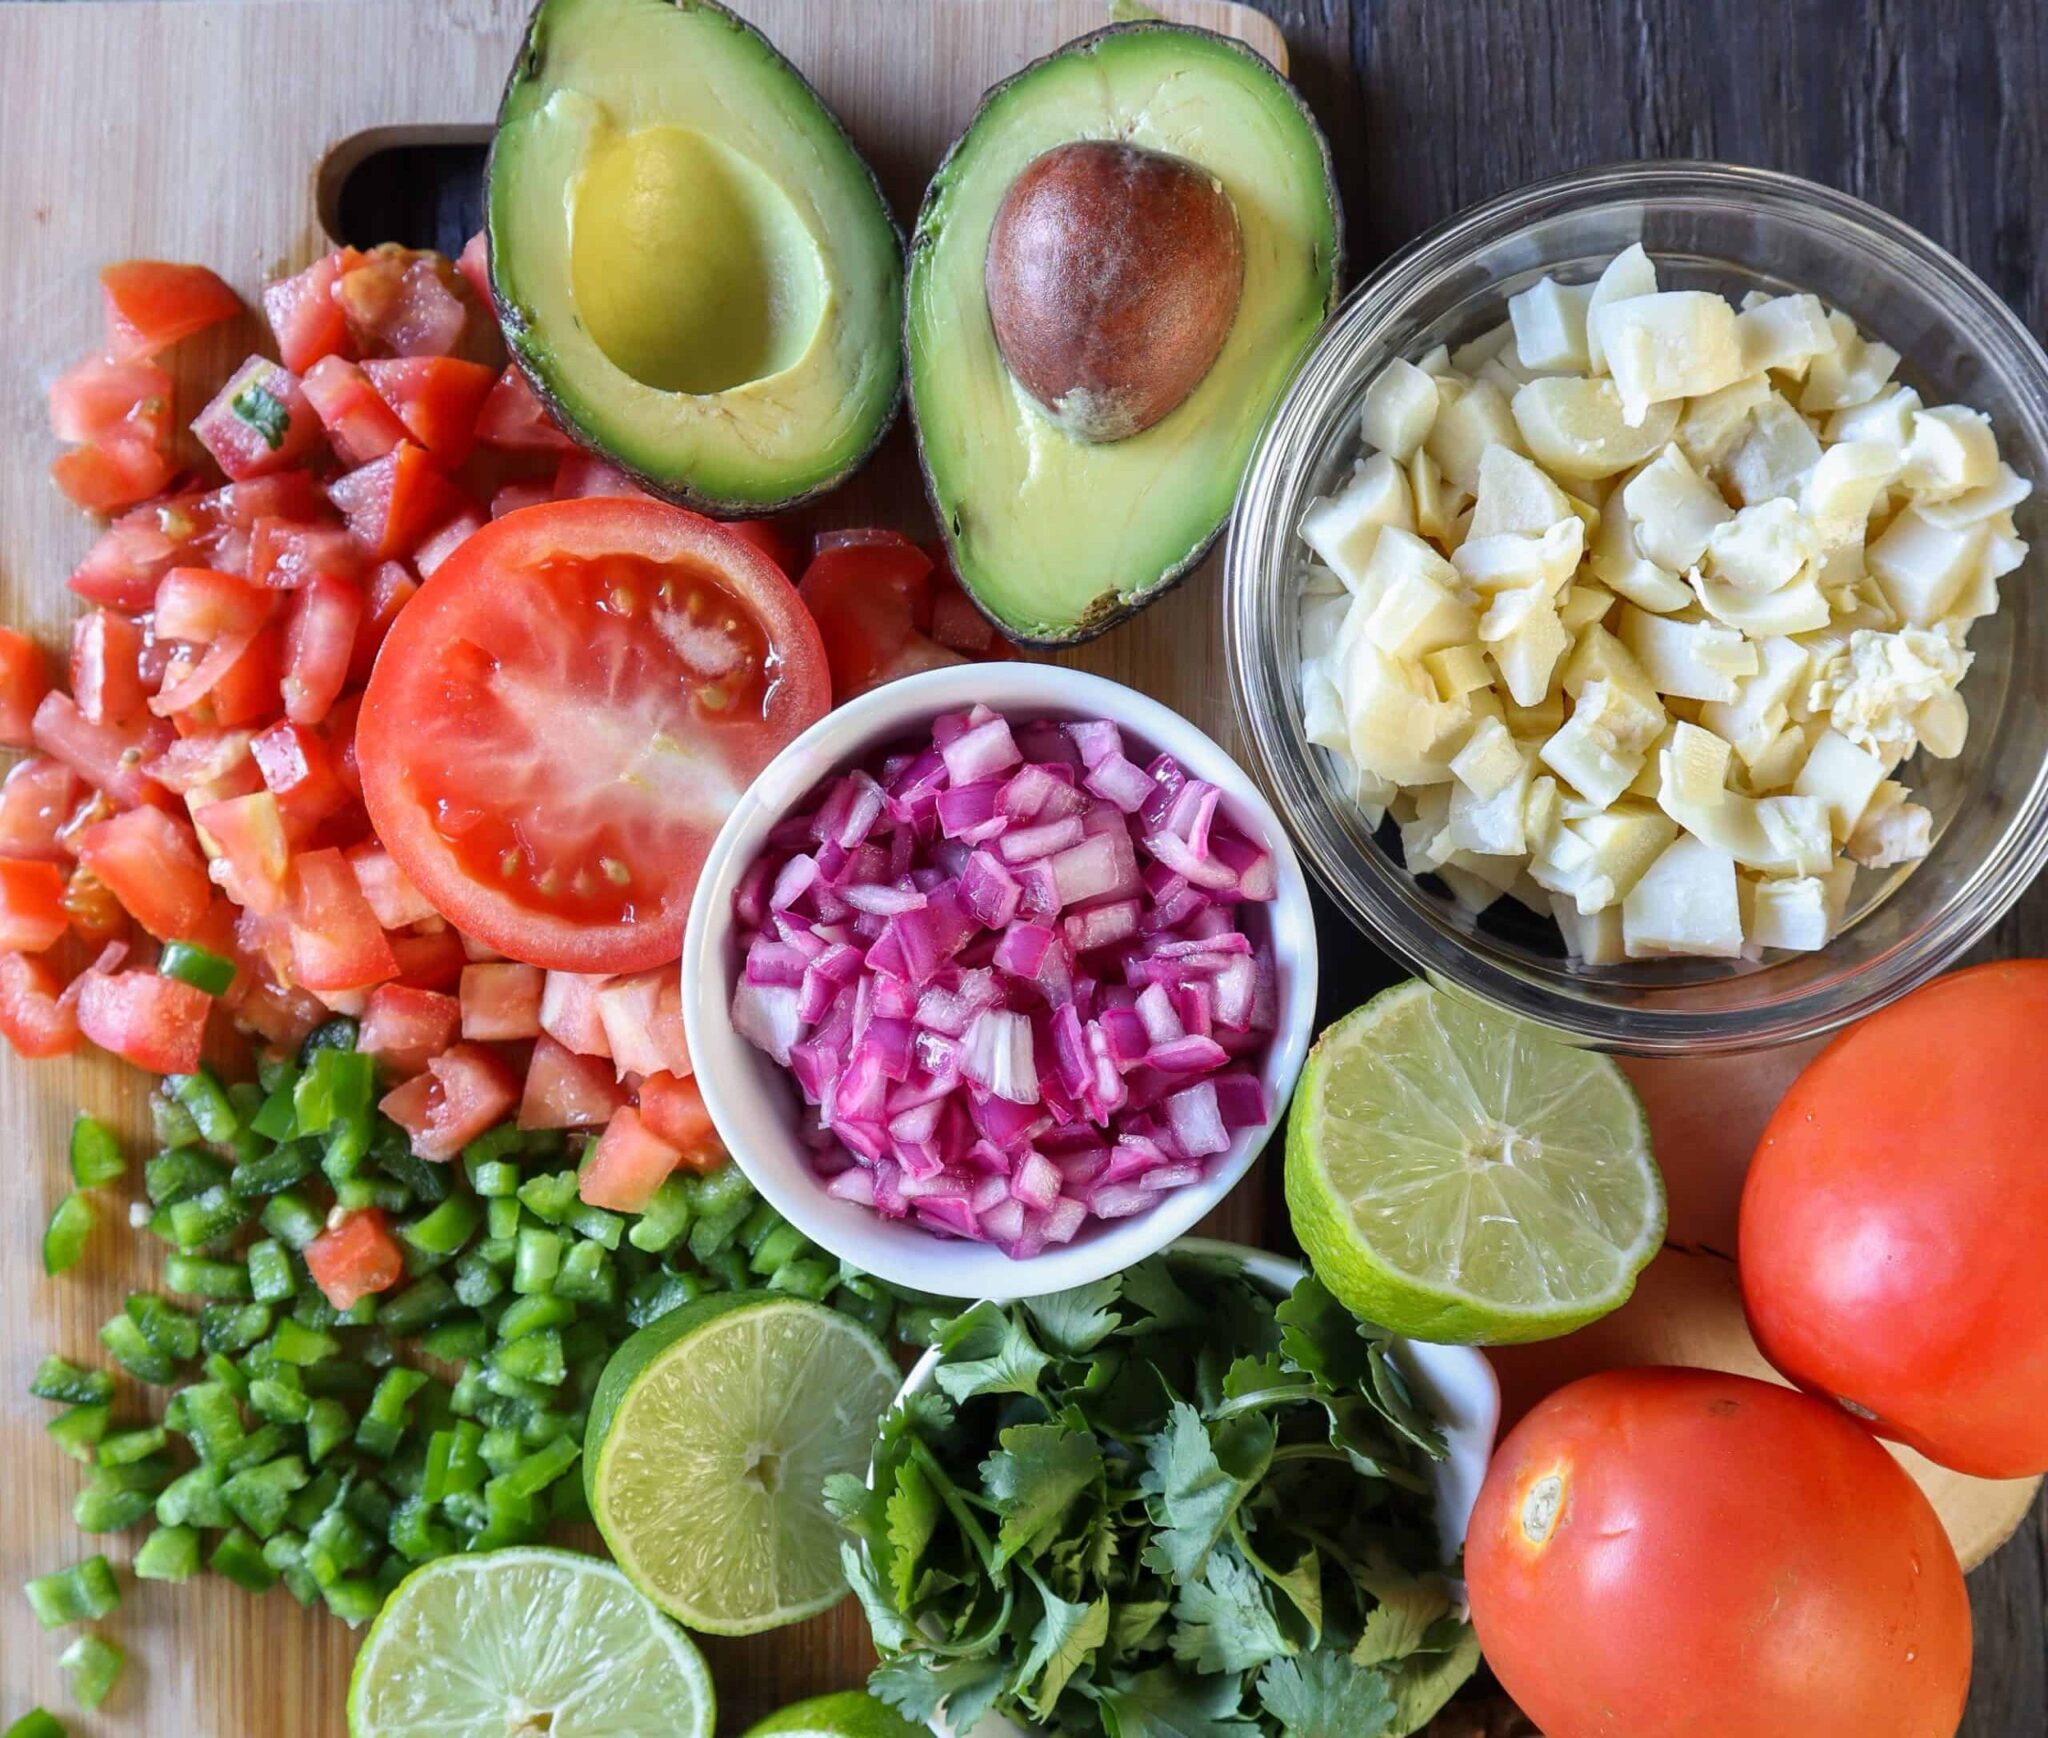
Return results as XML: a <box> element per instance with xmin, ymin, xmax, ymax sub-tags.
<box><xmin>3</xmin><ymin>237</ymin><xmax>1008</xmax><ymax>1188</ymax></box>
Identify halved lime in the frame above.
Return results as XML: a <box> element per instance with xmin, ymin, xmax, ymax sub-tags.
<box><xmin>1285</xmin><ymin>980</ymin><xmax>1664</xmax><ymax>1344</ymax></box>
<box><xmin>743</xmin><ymin>1691</ymin><xmax>927</xmax><ymax>1738</ymax></box>
<box><xmin>586</xmin><ymin>1292</ymin><xmax>899</xmax><ymax>1635</ymax></box>
<box><xmin>346</xmin><ymin>1546</ymin><xmax>712</xmax><ymax>1737</ymax></box>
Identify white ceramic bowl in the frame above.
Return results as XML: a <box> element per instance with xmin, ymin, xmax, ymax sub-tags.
<box><xmin>869</xmin><ymin>1239</ymin><xmax>1503</xmax><ymax>1738</ymax></box>
<box><xmin>681</xmin><ymin>664</ymin><xmax>1320</xmax><ymax>1300</ymax></box>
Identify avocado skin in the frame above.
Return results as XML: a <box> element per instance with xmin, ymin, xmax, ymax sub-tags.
<box><xmin>907</xmin><ymin>23</ymin><xmax>1344</xmax><ymax>648</ymax></box>
<box><xmin>486</xmin><ymin>0</ymin><xmax>906</xmax><ymax>518</ymax></box>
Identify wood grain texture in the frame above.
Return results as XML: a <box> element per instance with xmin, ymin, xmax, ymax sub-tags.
<box><xmin>1</xmin><ymin>0</ymin><xmax>2043</xmax><ymax>1733</ymax></box>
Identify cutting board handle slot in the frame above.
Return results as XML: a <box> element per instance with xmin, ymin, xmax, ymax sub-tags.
<box><xmin>319</xmin><ymin>125</ymin><xmax>490</xmax><ymax>253</ymax></box>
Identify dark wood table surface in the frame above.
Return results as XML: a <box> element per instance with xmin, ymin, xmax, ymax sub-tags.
<box><xmin>301</xmin><ymin>1</ymin><xmax>2048</xmax><ymax>1731</ymax></box>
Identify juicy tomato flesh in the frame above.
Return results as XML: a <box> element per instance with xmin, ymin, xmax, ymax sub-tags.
<box><xmin>360</xmin><ymin>502</ymin><xmax>829</xmax><ymax>972</ymax></box>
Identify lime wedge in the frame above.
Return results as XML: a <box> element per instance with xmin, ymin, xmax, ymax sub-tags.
<box><xmin>586</xmin><ymin>1292</ymin><xmax>899</xmax><ymax>1635</ymax></box>
<box><xmin>744</xmin><ymin>1691</ymin><xmax>928</xmax><ymax>1738</ymax></box>
<box><xmin>346</xmin><ymin>1546</ymin><xmax>712</xmax><ymax>1738</ymax></box>
<box><xmin>1284</xmin><ymin>980</ymin><xmax>1664</xmax><ymax>1344</ymax></box>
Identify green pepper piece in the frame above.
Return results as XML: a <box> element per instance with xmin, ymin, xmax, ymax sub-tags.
<box><xmin>28</xmin><ymin>1357</ymin><xmax>113</xmax><ymax>1407</ymax></box>
<box><xmin>22</xmin><ymin>1556</ymin><xmax>119</xmax><ymax>1628</ymax></box>
<box><xmin>57</xmin><ymin>1632</ymin><xmax>124</xmax><ymax>1711</ymax></box>
<box><xmin>132</xmin><ymin>1524</ymin><xmax>202</xmax><ymax>1583</ymax></box>
<box><xmin>209</xmin><ymin>1526</ymin><xmax>280</xmax><ymax>1593</ymax></box>
<box><xmin>68</xmin><ymin>1116</ymin><xmax>126</xmax><ymax>1187</ymax></box>
<box><xmin>158</xmin><ymin>939</ymin><xmax>236</xmax><ymax>996</ymax></box>
<box><xmin>42</xmin><ymin>1193</ymin><xmax>94</xmax><ymax>1275</ymax></box>
<box><xmin>46</xmin><ymin>1403</ymin><xmax>111</xmax><ymax>1463</ymax></box>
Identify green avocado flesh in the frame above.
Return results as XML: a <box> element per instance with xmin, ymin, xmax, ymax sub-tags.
<box><xmin>489</xmin><ymin>0</ymin><xmax>903</xmax><ymax>512</ymax></box>
<box><xmin>908</xmin><ymin>25</ymin><xmax>1341</xmax><ymax>644</ymax></box>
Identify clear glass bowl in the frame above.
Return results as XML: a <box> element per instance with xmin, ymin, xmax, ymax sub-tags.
<box><xmin>1224</xmin><ymin>162</ymin><xmax>2048</xmax><ymax>1056</ymax></box>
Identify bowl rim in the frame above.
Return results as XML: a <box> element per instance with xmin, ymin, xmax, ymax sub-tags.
<box><xmin>1224</xmin><ymin>157</ymin><xmax>2048</xmax><ymax>1056</ymax></box>
<box><xmin>679</xmin><ymin>663</ymin><xmax>1321</xmax><ymax>1300</ymax></box>
<box><xmin>866</xmin><ymin>1236</ymin><xmax>1503</xmax><ymax>1738</ymax></box>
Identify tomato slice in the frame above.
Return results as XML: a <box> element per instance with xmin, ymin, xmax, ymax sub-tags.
<box><xmin>32</xmin><ymin>692</ymin><xmax>173</xmax><ymax>807</ymax></box>
<box><xmin>281</xmin><ymin>571</ymin><xmax>363</xmax><ymax>726</ymax></box>
<box><xmin>0</xmin><ymin>629</ymin><xmax>53</xmax><ymax>746</ymax></box>
<box><xmin>637</xmin><ymin>1069</ymin><xmax>722</xmax><ymax>1169</ymax></box>
<box><xmin>100</xmin><ymin>261</ymin><xmax>240</xmax><ymax>362</ymax></box>
<box><xmin>304</xmin><ymin>1208</ymin><xmax>404</xmax><ymax>1310</ymax></box>
<box><xmin>358</xmin><ymin>500</ymin><xmax>830</xmax><ymax>973</ymax></box>
<box><xmin>249</xmin><ymin>518</ymin><xmax>363</xmax><ymax>592</ymax></box>
<box><xmin>594</xmin><ymin>967</ymin><xmax>689</xmax><ymax>1079</ymax></box>
<box><xmin>301</xmin><ymin>356</ymin><xmax>405</xmax><ymax>467</ymax></box>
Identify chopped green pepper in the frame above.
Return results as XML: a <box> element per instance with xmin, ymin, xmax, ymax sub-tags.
<box><xmin>23</xmin><ymin>1556</ymin><xmax>119</xmax><ymax>1628</ymax></box>
<box><xmin>57</xmin><ymin>1632</ymin><xmax>123</xmax><ymax>1711</ymax></box>
<box><xmin>68</xmin><ymin>1116</ymin><xmax>126</xmax><ymax>1188</ymax></box>
<box><xmin>42</xmin><ymin>1193</ymin><xmax>94</xmax><ymax>1275</ymax></box>
<box><xmin>157</xmin><ymin>939</ymin><xmax>236</xmax><ymax>996</ymax></box>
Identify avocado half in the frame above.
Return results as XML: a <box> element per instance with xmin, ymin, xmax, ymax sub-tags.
<box><xmin>907</xmin><ymin>24</ymin><xmax>1342</xmax><ymax>646</ymax></box>
<box><xmin>488</xmin><ymin>0</ymin><xmax>904</xmax><ymax>514</ymax></box>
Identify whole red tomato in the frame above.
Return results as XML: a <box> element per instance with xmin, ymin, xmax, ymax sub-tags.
<box><xmin>1467</xmin><ymin>1368</ymin><xmax>1971</xmax><ymax>1738</ymax></box>
<box><xmin>1741</xmin><ymin>960</ymin><xmax>2048</xmax><ymax>1478</ymax></box>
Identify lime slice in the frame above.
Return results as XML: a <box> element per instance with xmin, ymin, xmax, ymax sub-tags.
<box><xmin>1284</xmin><ymin>980</ymin><xmax>1664</xmax><ymax>1344</ymax></box>
<box><xmin>586</xmin><ymin>1292</ymin><xmax>899</xmax><ymax>1635</ymax></box>
<box><xmin>346</xmin><ymin>1545</ymin><xmax>712</xmax><ymax>1738</ymax></box>
<box><xmin>743</xmin><ymin>1691</ymin><xmax>928</xmax><ymax>1738</ymax></box>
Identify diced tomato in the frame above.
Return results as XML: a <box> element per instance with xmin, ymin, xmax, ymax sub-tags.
<box><xmin>71</xmin><ymin>495</ymin><xmax>211</xmax><ymax>609</ymax></box>
<box><xmin>490</xmin><ymin>478</ymin><xmax>555</xmax><ymax>520</ymax></box>
<box><xmin>552</xmin><ymin>451</ymin><xmax>651</xmax><ymax>501</ymax></box>
<box><xmin>0</xmin><ymin>629</ymin><xmax>52</xmax><ymax>745</ymax></box>
<box><xmin>249</xmin><ymin>517</ymin><xmax>363</xmax><ymax>591</ymax></box>
<box><xmin>62</xmin><ymin>862</ymin><xmax>128</xmax><ymax>944</ymax></box>
<box><xmin>77</xmin><ymin>968</ymin><xmax>210</xmax><ymax>1072</ymax></box>
<box><xmin>51</xmin><ymin>439</ymin><xmax>177</xmax><ymax>515</ymax></box>
<box><xmin>74</xmin><ymin>806</ymin><xmax>210</xmax><ymax>940</ymax></box>
<box><xmin>193</xmin><ymin>357</ymin><xmax>321</xmax><ymax>481</ymax></box>
<box><xmin>358</xmin><ymin>982</ymin><xmax>461</xmax><ymax>1079</ymax></box>
<box><xmin>476</xmin><ymin>367</ymin><xmax>571</xmax><ymax>453</ymax></box>
<box><xmin>328</xmin><ymin>692</ymin><xmax>364</xmax><ymax>800</ymax></box>
<box><xmin>636</xmin><ymin>1069</ymin><xmax>722</xmax><ymax>1170</ymax></box>
<box><xmin>388</xmin><ymin>926</ymin><xmax>466</xmax><ymax>993</ymax></box>
<box><xmin>336</xmin><ymin>248</ymin><xmax>469</xmax><ymax>358</ymax></box>
<box><xmin>193</xmin><ymin>790</ymin><xmax>290</xmax><ymax>915</ymax></box>
<box><xmin>518</xmin><ymin>1034</ymin><xmax>628</xmax><ymax>1130</ymax></box>
<box><xmin>340</xmin><ymin>843</ymin><xmax>433</xmax><ymax>935</ymax></box>
<box><xmin>32</xmin><ymin>692</ymin><xmax>173</xmax><ymax>807</ymax></box>
<box><xmin>227</xmin><ymin>969</ymin><xmax>327</xmax><ymax>1048</ymax></box>
<box><xmin>249</xmin><ymin>719</ymin><xmax>348</xmax><ymax>838</ymax></box>
<box><xmin>300</xmin><ymin>355</ymin><xmax>402</xmax><ymax>466</ymax></box>
<box><xmin>70</xmin><ymin>610</ymin><xmax>146</xmax><ymax>727</ymax></box>
<box><xmin>594</xmin><ymin>968</ymin><xmax>690</xmax><ymax>1080</ymax></box>
<box><xmin>0</xmin><ymin>760</ymin><xmax>80</xmax><ymax>863</ymax></box>
<box><xmin>539</xmin><ymin>969</ymin><xmax>612</xmax><ymax>1058</ymax></box>
<box><xmin>155</xmin><ymin>566</ymin><xmax>273</xmax><ymax>644</ymax></box>
<box><xmin>145</xmin><ymin>728</ymin><xmax>253</xmax><ymax>796</ymax></box>
<box><xmin>49</xmin><ymin>355</ymin><xmax>174</xmax><ymax>448</ymax></box>
<box><xmin>304</xmin><ymin>1207</ymin><xmax>404</xmax><ymax>1310</ymax></box>
<box><xmin>278</xmin><ymin>571</ymin><xmax>362</xmax><ymax>727</ymax></box>
<box><xmin>0</xmin><ymin>951</ymin><xmax>81</xmax><ymax>1058</ymax></box>
<box><xmin>412</xmin><ymin>507</ymin><xmax>484</xmax><ymax>578</ymax></box>
<box><xmin>285</xmin><ymin>846</ymin><xmax>398</xmax><ymax>992</ymax></box>
<box><xmin>459</xmin><ymin>961</ymin><xmax>544</xmax><ymax>1041</ymax></box>
<box><xmin>456</xmin><ymin>231</ymin><xmax>492</xmax><ymax>307</ymax></box>
<box><xmin>798</xmin><ymin>533</ymin><xmax>969</xmax><ymax>704</ymax></box>
<box><xmin>328</xmin><ymin>443</ymin><xmax>467</xmax><ymax>559</ymax></box>
<box><xmin>0</xmin><ymin>859</ymin><xmax>71</xmax><ymax>953</ymax></box>
<box><xmin>197</xmin><ymin>472</ymin><xmax>325</xmax><ymax>533</ymax></box>
<box><xmin>578</xmin><ymin>1106</ymin><xmax>682</xmax><ymax>1213</ymax></box>
<box><xmin>361</xmin><ymin>357</ymin><xmax>495</xmax><ymax>469</ymax></box>
<box><xmin>101</xmin><ymin>261</ymin><xmax>240</xmax><ymax>362</ymax></box>
<box><xmin>379</xmin><ymin>1042</ymin><xmax>518</xmax><ymax>1160</ymax></box>
<box><xmin>348</xmin><ymin>561</ymin><xmax>417</xmax><ymax>685</ymax></box>
<box><xmin>201</xmin><ymin>619</ymin><xmax>288</xmax><ymax>730</ymax></box>
<box><xmin>262</xmin><ymin>251</ymin><xmax>354</xmax><ymax>374</ymax></box>
<box><xmin>726</xmin><ymin>520</ymin><xmax>802</xmax><ymax>577</ymax></box>
<box><xmin>930</xmin><ymin>573</ymin><xmax>1009</xmax><ymax>657</ymax></box>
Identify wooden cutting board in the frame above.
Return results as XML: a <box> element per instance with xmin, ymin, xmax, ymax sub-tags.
<box><xmin>0</xmin><ymin>0</ymin><xmax>1290</xmax><ymax>1730</ymax></box>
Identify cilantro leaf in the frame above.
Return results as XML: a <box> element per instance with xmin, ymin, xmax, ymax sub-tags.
<box><xmin>1351</xmin><ymin>1579</ymin><xmax>1452</xmax><ymax>1668</ymax></box>
<box><xmin>1380</xmin><ymin>1626</ymin><xmax>1481</xmax><ymax>1734</ymax></box>
<box><xmin>839</xmin><ymin>1540</ymin><xmax>918</xmax><ymax>1653</ymax></box>
<box><xmin>1016</xmin><ymin>1572</ymin><xmax>1110</xmax><ymax>1716</ymax></box>
<box><xmin>1108</xmin><ymin>1595</ymin><xmax>1172</xmax><ymax>1653</ymax></box>
<box><xmin>1119</xmin><ymin>1258</ymin><xmax>1205</xmax><ymax>1333</ymax></box>
<box><xmin>1097</xmin><ymin>1666</ymin><xmax>1261</xmax><ymax>1738</ymax></box>
<box><xmin>230</xmin><ymin>381</ymin><xmax>292</xmax><ymax>451</ymax></box>
<box><xmin>936</xmin><ymin>1301</ymin><xmax>1052</xmax><ymax>1403</ymax></box>
<box><xmin>870</xmin><ymin>1649</ymin><xmax>1007</xmax><ymax>1731</ymax></box>
<box><xmin>1255</xmin><ymin>1649</ymin><xmax>1397</xmax><ymax>1738</ymax></box>
<box><xmin>1139</xmin><ymin>1403</ymin><xmax>1272</xmax><ymax>1583</ymax></box>
<box><xmin>1170</xmin><ymin>1546</ymin><xmax>1295</xmax><ymax>1674</ymax></box>
<box><xmin>1365</xmin><ymin>1342</ymin><xmax>1448</xmax><ymax>1459</ymax></box>
<box><xmin>1275</xmin><ymin>1276</ymin><xmax>1378</xmax><ymax>1390</ymax></box>
<box><xmin>982</xmin><ymin>1420</ymin><xmax>1103</xmax><ymax>1567</ymax></box>
<box><xmin>884</xmin><ymin>1452</ymin><xmax>942</xmax><ymax>1606</ymax></box>
<box><xmin>1232</xmin><ymin>1521</ymin><xmax>1323</xmax><ymax>1641</ymax></box>
<box><xmin>1024</xmin><ymin>1276</ymin><xmax>1123</xmax><ymax>1356</ymax></box>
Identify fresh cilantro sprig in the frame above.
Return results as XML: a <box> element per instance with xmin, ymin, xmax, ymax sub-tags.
<box><xmin>827</xmin><ymin>1255</ymin><xmax>1479</xmax><ymax>1737</ymax></box>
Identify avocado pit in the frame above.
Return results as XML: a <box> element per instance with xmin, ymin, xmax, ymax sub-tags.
<box><xmin>983</xmin><ymin>139</ymin><xmax>1244</xmax><ymax>442</ymax></box>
